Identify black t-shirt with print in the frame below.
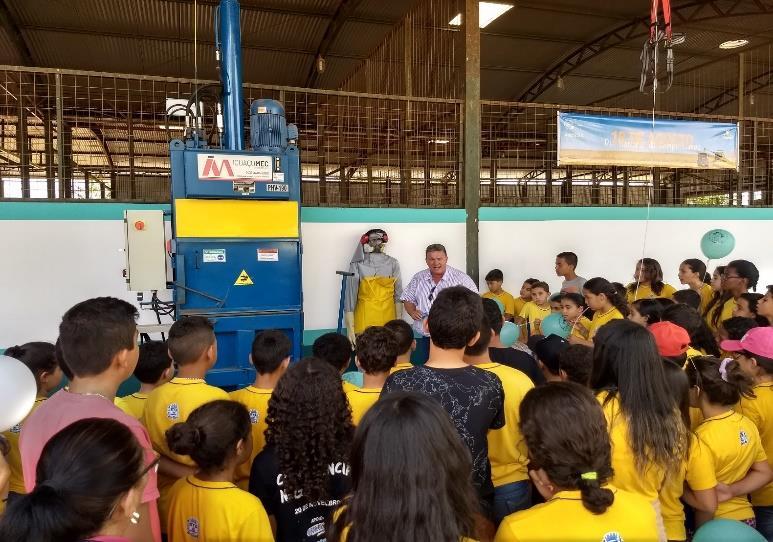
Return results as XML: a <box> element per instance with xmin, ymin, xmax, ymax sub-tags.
<box><xmin>489</xmin><ymin>346</ymin><xmax>546</xmax><ymax>386</ymax></box>
<box><xmin>249</xmin><ymin>445</ymin><xmax>351</xmax><ymax>542</ymax></box>
<box><xmin>381</xmin><ymin>365</ymin><xmax>505</xmax><ymax>503</ymax></box>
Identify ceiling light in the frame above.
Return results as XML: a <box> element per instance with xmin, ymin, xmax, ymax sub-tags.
<box><xmin>719</xmin><ymin>39</ymin><xmax>749</xmax><ymax>50</ymax></box>
<box><xmin>429</xmin><ymin>139</ymin><xmax>450</xmax><ymax>144</ymax></box>
<box><xmin>556</xmin><ymin>75</ymin><xmax>565</xmax><ymax>91</ymax></box>
<box><xmin>158</xmin><ymin>125</ymin><xmax>185</xmax><ymax>131</ymax></box>
<box><xmin>449</xmin><ymin>2</ymin><xmax>514</xmax><ymax>29</ymax></box>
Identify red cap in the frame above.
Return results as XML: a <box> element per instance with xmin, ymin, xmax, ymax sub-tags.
<box><xmin>649</xmin><ymin>321</ymin><xmax>691</xmax><ymax>357</ymax></box>
<box><xmin>721</xmin><ymin>327</ymin><xmax>773</xmax><ymax>359</ymax></box>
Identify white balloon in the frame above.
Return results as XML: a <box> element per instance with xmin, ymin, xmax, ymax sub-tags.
<box><xmin>0</xmin><ymin>355</ymin><xmax>38</xmax><ymax>433</ymax></box>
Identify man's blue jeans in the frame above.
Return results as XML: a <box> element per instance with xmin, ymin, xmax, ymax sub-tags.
<box><xmin>755</xmin><ymin>505</ymin><xmax>773</xmax><ymax>542</ymax></box>
<box><xmin>493</xmin><ymin>480</ymin><xmax>531</xmax><ymax>525</ymax></box>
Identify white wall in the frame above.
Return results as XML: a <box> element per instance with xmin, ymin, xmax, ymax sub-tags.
<box><xmin>2</xmin><ymin>212</ymin><xmax>772</xmax><ymax>347</ymax></box>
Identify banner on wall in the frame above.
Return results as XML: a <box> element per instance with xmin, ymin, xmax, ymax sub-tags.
<box><xmin>557</xmin><ymin>112</ymin><xmax>739</xmax><ymax>170</ymax></box>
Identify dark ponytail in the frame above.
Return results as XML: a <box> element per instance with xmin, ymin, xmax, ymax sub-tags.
<box><xmin>584</xmin><ymin>277</ymin><xmax>629</xmax><ymax>318</ymax></box>
<box><xmin>0</xmin><ymin>418</ymin><xmax>145</xmax><ymax>542</ymax></box>
<box><xmin>686</xmin><ymin>356</ymin><xmax>756</xmax><ymax>406</ymax></box>
<box><xmin>727</xmin><ymin>259</ymin><xmax>760</xmax><ymax>292</ymax></box>
<box><xmin>519</xmin><ymin>382</ymin><xmax>615</xmax><ymax>515</ymax></box>
<box><xmin>4</xmin><ymin>342</ymin><xmax>58</xmax><ymax>387</ymax></box>
<box><xmin>681</xmin><ymin>259</ymin><xmax>708</xmax><ymax>283</ymax></box>
<box><xmin>166</xmin><ymin>400</ymin><xmax>251</xmax><ymax>473</ymax></box>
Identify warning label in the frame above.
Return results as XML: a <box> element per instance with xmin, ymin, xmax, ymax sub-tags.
<box><xmin>257</xmin><ymin>248</ymin><xmax>279</xmax><ymax>262</ymax></box>
<box><xmin>234</xmin><ymin>269</ymin><xmax>254</xmax><ymax>286</ymax></box>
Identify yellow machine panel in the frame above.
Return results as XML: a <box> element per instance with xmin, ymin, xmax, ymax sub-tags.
<box><xmin>174</xmin><ymin>199</ymin><xmax>299</xmax><ymax>238</ymax></box>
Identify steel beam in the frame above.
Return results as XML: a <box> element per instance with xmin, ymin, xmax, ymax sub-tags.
<box><xmin>464</xmin><ymin>0</ymin><xmax>481</xmax><ymax>284</ymax></box>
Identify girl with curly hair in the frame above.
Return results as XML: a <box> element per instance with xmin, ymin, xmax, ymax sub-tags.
<box><xmin>249</xmin><ymin>357</ymin><xmax>354</xmax><ymax>542</ymax></box>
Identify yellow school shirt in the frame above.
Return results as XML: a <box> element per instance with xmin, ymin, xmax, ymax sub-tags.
<box><xmin>659</xmin><ymin>435</ymin><xmax>717</xmax><ymax>541</ymax></box>
<box><xmin>707</xmin><ymin>298</ymin><xmax>737</xmax><ymax>332</ymax></box>
<box><xmin>2</xmin><ymin>397</ymin><xmax>45</xmax><ymax>494</ymax></box>
<box><xmin>167</xmin><ymin>475</ymin><xmax>274</xmax><ymax>542</ymax></box>
<box><xmin>494</xmin><ymin>486</ymin><xmax>659</xmax><ymax>542</ymax></box>
<box><xmin>696</xmin><ymin>410</ymin><xmax>767</xmax><ymax>520</ymax></box>
<box><xmin>698</xmin><ymin>284</ymin><xmax>714</xmax><ymax>313</ymax></box>
<box><xmin>513</xmin><ymin>297</ymin><xmax>528</xmax><ymax>318</ymax></box>
<box><xmin>390</xmin><ymin>362</ymin><xmax>412</xmax><ymax>374</ymax></box>
<box><xmin>333</xmin><ymin>509</ymin><xmax>477</xmax><ymax>541</ymax></box>
<box><xmin>737</xmin><ymin>383</ymin><xmax>773</xmax><ymax>506</ymax></box>
<box><xmin>342</xmin><ymin>380</ymin><xmax>359</xmax><ymax>393</ymax></box>
<box><xmin>519</xmin><ymin>302</ymin><xmax>551</xmax><ymax>336</ymax></box>
<box><xmin>143</xmin><ymin>377</ymin><xmax>229</xmax><ymax>526</ymax></box>
<box><xmin>345</xmin><ymin>387</ymin><xmax>382</xmax><ymax>425</ymax></box>
<box><xmin>118</xmin><ymin>392</ymin><xmax>149</xmax><ymax>419</ymax></box>
<box><xmin>626</xmin><ymin>282</ymin><xmax>677</xmax><ymax>303</ymax></box>
<box><xmin>588</xmin><ymin>307</ymin><xmax>624</xmax><ymax>339</ymax></box>
<box><xmin>483</xmin><ymin>290</ymin><xmax>516</xmax><ymax>316</ymax></box>
<box><xmin>597</xmin><ymin>392</ymin><xmax>666</xmax><ymax>501</ymax></box>
<box><xmin>229</xmin><ymin>386</ymin><xmax>273</xmax><ymax>490</ymax></box>
<box><xmin>569</xmin><ymin>316</ymin><xmax>592</xmax><ymax>340</ymax></box>
<box><xmin>479</xmin><ymin>362</ymin><xmax>534</xmax><ymax>486</ymax></box>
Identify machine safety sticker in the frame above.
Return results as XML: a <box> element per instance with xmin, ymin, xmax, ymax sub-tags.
<box><xmin>234</xmin><ymin>269</ymin><xmax>254</xmax><ymax>286</ymax></box>
<box><xmin>257</xmin><ymin>249</ymin><xmax>279</xmax><ymax>262</ymax></box>
<box><xmin>198</xmin><ymin>154</ymin><xmax>273</xmax><ymax>182</ymax></box>
<box><xmin>266</xmin><ymin>183</ymin><xmax>288</xmax><ymax>193</ymax></box>
<box><xmin>202</xmin><ymin>249</ymin><xmax>226</xmax><ymax>263</ymax></box>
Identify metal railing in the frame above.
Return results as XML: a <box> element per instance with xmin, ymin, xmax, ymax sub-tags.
<box><xmin>0</xmin><ymin>65</ymin><xmax>769</xmax><ymax>207</ymax></box>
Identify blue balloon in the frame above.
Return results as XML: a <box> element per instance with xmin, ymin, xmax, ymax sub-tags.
<box><xmin>692</xmin><ymin>519</ymin><xmax>765</xmax><ymax>542</ymax></box>
<box><xmin>700</xmin><ymin>229</ymin><xmax>735</xmax><ymax>260</ymax></box>
<box><xmin>540</xmin><ymin>312</ymin><xmax>571</xmax><ymax>339</ymax></box>
<box><xmin>499</xmin><ymin>321</ymin><xmax>520</xmax><ymax>347</ymax></box>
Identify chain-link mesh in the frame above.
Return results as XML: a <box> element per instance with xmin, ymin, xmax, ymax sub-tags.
<box><xmin>0</xmin><ymin>65</ymin><xmax>768</xmax><ymax>207</ymax></box>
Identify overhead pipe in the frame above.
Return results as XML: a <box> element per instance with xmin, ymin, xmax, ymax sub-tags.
<box><xmin>218</xmin><ymin>0</ymin><xmax>245</xmax><ymax>150</ymax></box>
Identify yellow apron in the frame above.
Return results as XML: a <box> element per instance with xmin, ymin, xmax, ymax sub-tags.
<box><xmin>353</xmin><ymin>276</ymin><xmax>397</xmax><ymax>334</ymax></box>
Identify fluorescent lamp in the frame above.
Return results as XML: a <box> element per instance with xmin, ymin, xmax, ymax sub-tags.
<box><xmin>158</xmin><ymin>125</ymin><xmax>186</xmax><ymax>131</ymax></box>
<box><xmin>449</xmin><ymin>2</ymin><xmax>513</xmax><ymax>28</ymax></box>
<box><xmin>719</xmin><ymin>39</ymin><xmax>749</xmax><ymax>50</ymax></box>
<box><xmin>430</xmin><ymin>139</ymin><xmax>450</xmax><ymax>144</ymax></box>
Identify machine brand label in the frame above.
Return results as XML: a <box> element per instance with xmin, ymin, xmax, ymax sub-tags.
<box><xmin>257</xmin><ymin>248</ymin><xmax>279</xmax><ymax>262</ymax></box>
<box><xmin>266</xmin><ymin>183</ymin><xmax>289</xmax><ymax>193</ymax></box>
<box><xmin>197</xmin><ymin>154</ymin><xmax>273</xmax><ymax>182</ymax></box>
<box><xmin>202</xmin><ymin>249</ymin><xmax>226</xmax><ymax>263</ymax></box>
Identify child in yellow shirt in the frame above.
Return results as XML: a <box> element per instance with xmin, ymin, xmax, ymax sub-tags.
<box><xmin>313</xmin><ymin>332</ymin><xmax>359</xmax><ymax>392</ymax></box>
<box><xmin>558</xmin><ymin>292</ymin><xmax>591</xmax><ymax>341</ymax></box>
<box><xmin>230</xmin><ymin>330</ymin><xmax>291</xmax><ymax>489</ymax></box>
<box><xmin>119</xmin><ymin>341</ymin><xmax>173</xmax><ymax>420</ymax></box>
<box><xmin>1</xmin><ymin>342</ymin><xmax>62</xmax><ymax>503</ymax></box>
<box><xmin>166</xmin><ymin>400</ymin><xmax>273</xmax><ymax>541</ymax></box>
<box><xmin>626</xmin><ymin>257</ymin><xmax>676</xmax><ymax>302</ymax></box>
<box><xmin>686</xmin><ymin>355</ymin><xmax>772</xmax><ymax>526</ymax></box>
<box><xmin>142</xmin><ymin>316</ymin><xmax>229</xmax><ymax>530</ymax></box>
<box><xmin>346</xmin><ymin>326</ymin><xmax>398</xmax><ymax>425</ymax></box>
<box><xmin>569</xmin><ymin>277</ymin><xmax>628</xmax><ymax>347</ymax></box>
<box><xmin>495</xmin><ymin>382</ymin><xmax>659</xmax><ymax>542</ymax></box>
<box><xmin>517</xmin><ymin>281</ymin><xmax>551</xmax><ymax>337</ymax></box>
<box><xmin>513</xmin><ymin>279</ymin><xmax>539</xmax><ymax>321</ymax></box>
<box><xmin>483</xmin><ymin>269</ymin><xmax>516</xmax><ymax>321</ymax></box>
<box><xmin>384</xmin><ymin>319</ymin><xmax>415</xmax><ymax>373</ymax></box>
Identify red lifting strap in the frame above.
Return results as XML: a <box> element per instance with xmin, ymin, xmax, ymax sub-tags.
<box><xmin>650</xmin><ymin>0</ymin><xmax>672</xmax><ymax>43</ymax></box>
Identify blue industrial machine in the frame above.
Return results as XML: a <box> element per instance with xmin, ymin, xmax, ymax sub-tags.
<box><xmin>168</xmin><ymin>0</ymin><xmax>302</xmax><ymax>387</ymax></box>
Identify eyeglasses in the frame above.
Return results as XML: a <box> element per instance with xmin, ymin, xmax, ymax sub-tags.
<box><xmin>428</xmin><ymin>285</ymin><xmax>437</xmax><ymax>302</ymax></box>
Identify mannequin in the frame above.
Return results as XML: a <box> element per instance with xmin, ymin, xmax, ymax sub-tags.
<box><xmin>344</xmin><ymin>229</ymin><xmax>402</xmax><ymax>344</ymax></box>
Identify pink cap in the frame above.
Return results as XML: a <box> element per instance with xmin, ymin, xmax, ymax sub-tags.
<box><xmin>721</xmin><ymin>327</ymin><xmax>773</xmax><ymax>358</ymax></box>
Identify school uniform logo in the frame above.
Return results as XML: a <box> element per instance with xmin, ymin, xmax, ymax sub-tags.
<box><xmin>9</xmin><ymin>423</ymin><xmax>21</xmax><ymax>434</ymax></box>
<box><xmin>186</xmin><ymin>517</ymin><xmax>200</xmax><ymax>537</ymax></box>
<box><xmin>167</xmin><ymin>402</ymin><xmax>180</xmax><ymax>420</ymax></box>
<box><xmin>249</xmin><ymin>409</ymin><xmax>259</xmax><ymax>424</ymax></box>
<box><xmin>601</xmin><ymin>532</ymin><xmax>623</xmax><ymax>542</ymax></box>
<box><xmin>740</xmin><ymin>430</ymin><xmax>749</xmax><ymax>445</ymax></box>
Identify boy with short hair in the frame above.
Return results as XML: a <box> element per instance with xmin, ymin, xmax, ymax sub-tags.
<box><xmin>556</xmin><ymin>251</ymin><xmax>586</xmax><ymax>293</ymax></box>
<box><xmin>347</xmin><ymin>326</ymin><xmax>398</xmax><ymax>425</ymax></box>
<box><xmin>518</xmin><ymin>281</ymin><xmax>552</xmax><ymax>337</ymax></box>
<box><xmin>533</xmin><ymin>334</ymin><xmax>571</xmax><ymax>383</ymax></box>
<box><xmin>483</xmin><ymin>299</ymin><xmax>544</xmax><ymax>386</ymax></box>
<box><xmin>19</xmin><ymin>297</ymin><xmax>161</xmax><ymax>542</ymax></box>
<box><xmin>514</xmin><ymin>278</ymin><xmax>539</xmax><ymax>317</ymax></box>
<box><xmin>483</xmin><ymin>269</ymin><xmax>516</xmax><ymax>321</ymax></box>
<box><xmin>382</xmin><ymin>286</ymin><xmax>505</xmax><ymax>519</ymax></box>
<box><xmin>312</xmin><ymin>332</ymin><xmax>358</xmax><ymax>391</ymax></box>
<box><xmin>556</xmin><ymin>344</ymin><xmax>594</xmax><ymax>386</ymax></box>
<box><xmin>230</xmin><ymin>329</ymin><xmax>291</xmax><ymax>489</ymax></box>
<box><xmin>463</xmin><ymin>314</ymin><xmax>535</xmax><ymax>524</ymax></box>
<box><xmin>142</xmin><ymin>316</ymin><xmax>229</xmax><ymax>530</ymax></box>
<box><xmin>119</xmin><ymin>341</ymin><xmax>173</xmax><ymax>420</ymax></box>
<box><xmin>384</xmin><ymin>318</ymin><xmax>416</xmax><ymax>373</ymax></box>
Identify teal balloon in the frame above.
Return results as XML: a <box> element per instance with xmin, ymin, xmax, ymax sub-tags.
<box><xmin>499</xmin><ymin>321</ymin><xmax>520</xmax><ymax>347</ymax></box>
<box><xmin>700</xmin><ymin>229</ymin><xmax>735</xmax><ymax>260</ymax></box>
<box><xmin>693</xmin><ymin>519</ymin><xmax>765</xmax><ymax>542</ymax></box>
<box><xmin>492</xmin><ymin>298</ymin><xmax>505</xmax><ymax>315</ymax></box>
<box><xmin>540</xmin><ymin>312</ymin><xmax>571</xmax><ymax>339</ymax></box>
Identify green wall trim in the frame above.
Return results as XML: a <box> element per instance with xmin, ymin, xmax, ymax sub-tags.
<box><xmin>479</xmin><ymin>206</ymin><xmax>773</xmax><ymax>221</ymax></box>
<box><xmin>300</xmin><ymin>207</ymin><xmax>466</xmax><ymax>223</ymax></box>
<box><xmin>302</xmin><ymin>328</ymin><xmax>337</xmax><ymax>344</ymax></box>
<box><xmin>3</xmin><ymin>201</ymin><xmax>773</xmax><ymax>222</ymax></box>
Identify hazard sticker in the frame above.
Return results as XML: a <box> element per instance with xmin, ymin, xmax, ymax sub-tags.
<box><xmin>234</xmin><ymin>269</ymin><xmax>254</xmax><ymax>286</ymax></box>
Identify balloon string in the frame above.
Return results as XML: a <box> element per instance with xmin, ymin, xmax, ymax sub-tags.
<box><xmin>567</xmin><ymin>306</ymin><xmax>591</xmax><ymax>338</ymax></box>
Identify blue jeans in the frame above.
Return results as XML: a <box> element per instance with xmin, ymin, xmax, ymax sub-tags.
<box><xmin>755</xmin><ymin>505</ymin><xmax>773</xmax><ymax>541</ymax></box>
<box><xmin>493</xmin><ymin>480</ymin><xmax>531</xmax><ymax>525</ymax></box>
